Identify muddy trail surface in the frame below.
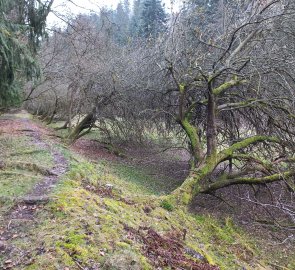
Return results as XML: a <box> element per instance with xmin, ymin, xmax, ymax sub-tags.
<box><xmin>0</xmin><ymin>110</ymin><xmax>68</xmax><ymax>269</ymax></box>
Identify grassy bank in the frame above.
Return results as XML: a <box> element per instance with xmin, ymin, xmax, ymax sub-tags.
<box><xmin>0</xmin><ymin>114</ymin><xmax>293</xmax><ymax>269</ymax></box>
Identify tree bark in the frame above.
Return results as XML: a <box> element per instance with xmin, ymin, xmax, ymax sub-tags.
<box><xmin>68</xmin><ymin>110</ymin><xmax>96</xmax><ymax>142</ymax></box>
<box><xmin>201</xmin><ymin>170</ymin><xmax>295</xmax><ymax>194</ymax></box>
<box><xmin>170</xmin><ymin>135</ymin><xmax>281</xmax><ymax>205</ymax></box>
<box><xmin>46</xmin><ymin>95</ymin><xmax>58</xmax><ymax>125</ymax></box>
<box><xmin>206</xmin><ymin>84</ymin><xmax>217</xmax><ymax>157</ymax></box>
<box><xmin>179</xmin><ymin>117</ymin><xmax>202</xmax><ymax>167</ymax></box>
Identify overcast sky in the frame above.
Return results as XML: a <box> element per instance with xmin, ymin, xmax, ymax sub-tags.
<box><xmin>47</xmin><ymin>0</ymin><xmax>183</xmax><ymax>28</ymax></box>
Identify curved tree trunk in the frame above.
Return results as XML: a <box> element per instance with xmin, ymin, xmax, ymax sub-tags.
<box><xmin>179</xmin><ymin>117</ymin><xmax>202</xmax><ymax>168</ymax></box>
<box><xmin>68</xmin><ymin>110</ymin><xmax>96</xmax><ymax>142</ymax></box>
<box><xmin>169</xmin><ymin>136</ymin><xmax>286</xmax><ymax>205</ymax></box>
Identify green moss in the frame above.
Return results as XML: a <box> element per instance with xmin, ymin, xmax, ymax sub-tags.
<box><xmin>212</xmin><ymin>78</ymin><xmax>247</xmax><ymax>96</ymax></box>
<box><xmin>2</xmin><ymin>116</ymin><xmax>291</xmax><ymax>270</ymax></box>
<box><xmin>104</xmin><ymin>198</ymin><xmax>123</xmax><ymax>213</ymax></box>
<box><xmin>179</xmin><ymin>83</ymin><xmax>185</xmax><ymax>93</ymax></box>
<box><xmin>116</xmin><ymin>242</ymin><xmax>131</xmax><ymax>249</ymax></box>
<box><xmin>181</xmin><ymin>192</ymin><xmax>191</xmax><ymax>205</ymax></box>
<box><xmin>68</xmin><ymin>162</ymin><xmax>96</xmax><ymax>181</ymax></box>
<box><xmin>139</xmin><ymin>255</ymin><xmax>153</xmax><ymax>270</ymax></box>
<box><xmin>14</xmin><ymin>160</ymin><xmax>290</xmax><ymax>269</ymax></box>
<box><xmin>195</xmin><ymin>214</ymin><xmax>206</xmax><ymax>223</ymax></box>
<box><xmin>160</xmin><ymin>199</ymin><xmax>174</xmax><ymax>211</ymax></box>
<box><xmin>219</xmin><ymin>135</ymin><xmax>279</xmax><ymax>160</ymax></box>
<box><xmin>180</xmin><ymin>117</ymin><xmax>201</xmax><ymax>162</ymax></box>
<box><xmin>55</xmin><ymin>246</ymin><xmax>76</xmax><ymax>266</ymax></box>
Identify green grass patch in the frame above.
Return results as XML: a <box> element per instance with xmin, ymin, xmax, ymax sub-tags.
<box><xmin>0</xmin><ymin>135</ymin><xmax>53</xmax><ymax>212</ymax></box>
<box><xmin>0</xmin><ymin>135</ymin><xmax>53</xmax><ymax>167</ymax></box>
<box><xmin>109</xmin><ymin>162</ymin><xmax>180</xmax><ymax>195</ymax></box>
<box><xmin>0</xmin><ymin>170</ymin><xmax>40</xmax><ymax>197</ymax></box>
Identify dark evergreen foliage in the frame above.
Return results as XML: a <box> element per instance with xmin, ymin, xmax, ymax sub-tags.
<box><xmin>114</xmin><ymin>1</ymin><xmax>130</xmax><ymax>44</ymax></box>
<box><xmin>129</xmin><ymin>0</ymin><xmax>142</xmax><ymax>38</ymax></box>
<box><xmin>139</xmin><ymin>0</ymin><xmax>167</xmax><ymax>38</ymax></box>
<box><xmin>0</xmin><ymin>0</ymin><xmax>52</xmax><ymax>107</ymax></box>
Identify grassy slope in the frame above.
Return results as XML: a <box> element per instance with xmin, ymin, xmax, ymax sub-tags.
<box><xmin>21</xmin><ymin>157</ymin><xmax>295</xmax><ymax>269</ymax></box>
<box><xmin>0</xmin><ymin>118</ymin><xmax>294</xmax><ymax>270</ymax></box>
<box><xmin>0</xmin><ymin>130</ymin><xmax>53</xmax><ymax>215</ymax></box>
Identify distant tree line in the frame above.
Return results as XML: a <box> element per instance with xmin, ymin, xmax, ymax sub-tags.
<box><xmin>91</xmin><ymin>0</ymin><xmax>168</xmax><ymax>44</ymax></box>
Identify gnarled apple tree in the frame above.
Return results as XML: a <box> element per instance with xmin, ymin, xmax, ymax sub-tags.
<box><xmin>163</xmin><ymin>0</ymin><xmax>295</xmax><ymax>204</ymax></box>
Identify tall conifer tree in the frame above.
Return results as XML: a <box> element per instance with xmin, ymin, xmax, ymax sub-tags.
<box><xmin>0</xmin><ymin>0</ymin><xmax>53</xmax><ymax>107</ymax></box>
<box><xmin>139</xmin><ymin>0</ymin><xmax>167</xmax><ymax>38</ymax></box>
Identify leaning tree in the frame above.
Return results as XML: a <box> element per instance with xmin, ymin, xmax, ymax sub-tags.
<box><xmin>159</xmin><ymin>0</ymin><xmax>295</xmax><ymax>204</ymax></box>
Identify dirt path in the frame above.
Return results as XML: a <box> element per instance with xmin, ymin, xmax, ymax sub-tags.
<box><xmin>0</xmin><ymin>110</ymin><xmax>68</xmax><ymax>269</ymax></box>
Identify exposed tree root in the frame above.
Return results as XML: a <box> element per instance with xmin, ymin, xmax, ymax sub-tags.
<box><xmin>9</xmin><ymin>150</ymin><xmax>45</xmax><ymax>157</ymax></box>
<box><xmin>2</xmin><ymin>161</ymin><xmax>54</xmax><ymax>176</ymax></box>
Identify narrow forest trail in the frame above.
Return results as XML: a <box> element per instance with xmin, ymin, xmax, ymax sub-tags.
<box><xmin>0</xmin><ymin>110</ymin><xmax>68</xmax><ymax>269</ymax></box>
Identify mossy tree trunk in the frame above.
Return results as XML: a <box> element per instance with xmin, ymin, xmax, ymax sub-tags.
<box><xmin>167</xmin><ymin>73</ymin><xmax>294</xmax><ymax>205</ymax></box>
<box><xmin>67</xmin><ymin>110</ymin><xmax>96</xmax><ymax>142</ymax></box>
<box><xmin>169</xmin><ymin>135</ymin><xmax>295</xmax><ymax>205</ymax></box>
<box><xmin>46</xmin><ymin>92</ymin><xmax>58</xmax><ymax>125</ymax></box>
<box><xmin>179</xmin><ymin>117</ymin><xmax>202</xmax><ymax>168</ymax></box>
<box><xmin>177</xmin><ymin>83</ymin><xmax>203</xmax><ymax>167</ymax></box>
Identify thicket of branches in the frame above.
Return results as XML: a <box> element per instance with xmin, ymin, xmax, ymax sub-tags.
<box><xmin>24</xmin><ymin>0</ymin><xmax>295</xmax><ymax>229</ymax></box>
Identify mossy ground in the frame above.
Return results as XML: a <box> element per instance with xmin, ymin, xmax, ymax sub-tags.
<box><xmin>1</xmin><ymin>115</ymin><xmax>294</xmax><ymax>269</ymax></box>
<box><xmin>11</xmin><ymin>156</ymin><xmax>293</xmax><ymax>270</ymax></box>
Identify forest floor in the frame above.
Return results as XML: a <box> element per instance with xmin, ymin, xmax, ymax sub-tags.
<box><xmin>0</xmin><ymin>110</ymin><xmax>294</xmax><ymax>270</ymax></box>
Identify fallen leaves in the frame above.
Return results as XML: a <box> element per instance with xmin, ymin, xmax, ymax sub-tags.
<box><xmin>124</xmin><ymin>224</ymin><xmax>220</xmax><ymax>270</ymax></box>
<box><xmin>82</xmin><ymin>180</ymin><xmax>135</xmax><ymax>205</ymax></box>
